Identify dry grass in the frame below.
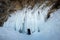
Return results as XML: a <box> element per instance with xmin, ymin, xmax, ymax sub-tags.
<box><xmin>0</xmin><ymin>0</ymin><xmax>60</xmax><ymax>26</ymax></box>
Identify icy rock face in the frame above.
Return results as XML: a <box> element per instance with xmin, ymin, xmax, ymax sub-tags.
<box><xmin>3</xmin><ymin>2</ymin><xmax>53</xmax><ymax>33</ymax></box>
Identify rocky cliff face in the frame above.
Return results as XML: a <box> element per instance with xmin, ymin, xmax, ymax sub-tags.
<box><xmin>0</xmin><ymin>0</ymin><xmax>60</xmax><ymax>26</ymax></box>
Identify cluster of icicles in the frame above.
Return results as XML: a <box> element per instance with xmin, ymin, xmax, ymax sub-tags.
<box><xmin>3</xmin><ymin>1</ymin><xmax>53</xmax><ymax>34</ymax></box>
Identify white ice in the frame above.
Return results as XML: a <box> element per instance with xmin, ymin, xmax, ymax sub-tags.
<box><xmin>0</xmin><ymin>1</ymin><xmax>60</xmax><ymax>40</ymax></box>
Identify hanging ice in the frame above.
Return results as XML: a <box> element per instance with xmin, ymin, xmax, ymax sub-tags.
<box><xmin>3</xmin><ymin>2</ymin><xmax>53</xmax><ymax>34</ymax></box>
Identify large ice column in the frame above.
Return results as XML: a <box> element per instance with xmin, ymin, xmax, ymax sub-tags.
<box><xmin>3</xmin><ymin>1</ymin><xmax>53</xmax><ymax>34</ymax></box>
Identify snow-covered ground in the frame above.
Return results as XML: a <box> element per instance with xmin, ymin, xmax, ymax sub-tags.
<box><xmin>0</xmin><ymin>2</ymin><xmax>60</xmax><ymax>40</ymax></box>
